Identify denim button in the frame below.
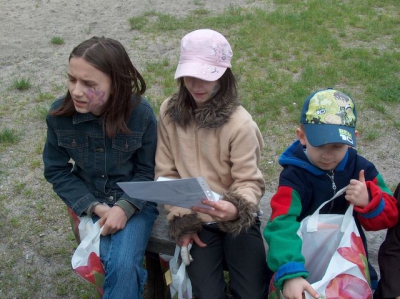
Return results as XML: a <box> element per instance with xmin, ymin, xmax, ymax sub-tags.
<box><xmin>95</xmin><ymin>148</ymin><xmax>104</xmax><ymax>152</ymax></box>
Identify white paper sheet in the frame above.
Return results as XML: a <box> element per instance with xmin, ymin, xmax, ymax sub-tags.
<box><xmin>117</xmin><ymin>177</ymin><xmax>220</xmax><ymax>209</ymax></box>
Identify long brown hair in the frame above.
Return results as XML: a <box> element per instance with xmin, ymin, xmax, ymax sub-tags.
<box><xmin>167</xmin><ymin>68</ymin><xmax>238</xmax><ymax>127</ymax></box>
<box><xmin>51</xmin><ymin>36</ymin><xmax>146</xmax><ymax>138</ymax></box>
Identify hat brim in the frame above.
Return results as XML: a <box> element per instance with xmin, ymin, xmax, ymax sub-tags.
<box><xmin>174</xmin><ymin>62</ymin><xmax>227</xmax><ymax>81</ymax></box>
<box><xmin>303</xmin><ymin>124</ymin><xmax>356</xmax><ymax>147</ymax></box>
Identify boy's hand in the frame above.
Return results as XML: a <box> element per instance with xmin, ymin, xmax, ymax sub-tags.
<box><xmin>345</xmin><ymin>170</ymin><xmax>369</xmax><ymax>207</ymax></box>
<box><xmin>283</xmin><ymin>277</ymin><xmax>319</xmax><ymax>299</ymax></box>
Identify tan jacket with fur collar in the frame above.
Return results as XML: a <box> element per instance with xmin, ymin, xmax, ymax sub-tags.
<box><xmin>155</xmin><ymin>95</ymin><xmax>265</xmax><ymax>238</ymax></box>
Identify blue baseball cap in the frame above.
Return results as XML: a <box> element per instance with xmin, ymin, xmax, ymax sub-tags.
<box><xmin>300</xmin><ymin>88</ymin><xmax>357</xmax><ymax>147</ymax></box>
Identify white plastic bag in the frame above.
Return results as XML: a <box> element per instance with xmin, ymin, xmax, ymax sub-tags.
<box><xmin>268</xmin><ymin>187</ymin><xmax>372</xmax><ymax>299</ymax></box>
<box><xmin>169</xmin><ymin>245</ymin><xmax>193</xmax><ymax>299</ymax></box>
<box><xmin>71</xmin><ymin>216</ymin><xmax>105</xmax><ymax>296</ymax></box>
<box><xmin>299</xmin><ymin>187</ymin><xmax>372</xmax><ymax>299</ymax></box>
<box><xmin>76</xmin><ymin>215</ymin><xmax>97</xmax><ymax>241</ymax></box>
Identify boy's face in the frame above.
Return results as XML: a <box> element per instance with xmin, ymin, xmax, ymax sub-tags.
<box><xmin>296</xmin><ymin>127</ymin><xmax>348</xmax><ymax>171</ymax></box>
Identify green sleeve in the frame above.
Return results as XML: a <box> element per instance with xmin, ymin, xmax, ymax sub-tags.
<box><xmin>263</xmin><ymin>186</ymin><xmax>308</xmax><ymax>288</ymax></box>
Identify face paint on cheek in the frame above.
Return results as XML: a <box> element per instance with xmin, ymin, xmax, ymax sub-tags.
<box><xmin>210</xmin><ymin>84</ymin><xmax>219</xmax><ymax>97</ymax></box>
<box><xmin>85</xmin><ymin>89</ymin><xmax>106</xmax><ymax>112</ymax></box>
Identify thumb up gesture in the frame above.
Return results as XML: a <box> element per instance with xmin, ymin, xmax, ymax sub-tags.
<box><xmin>345</xmin><ymin>170</ymin><xmax>369</xmax><ymax>207</ymax></box>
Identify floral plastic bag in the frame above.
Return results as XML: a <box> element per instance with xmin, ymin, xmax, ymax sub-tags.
<box><xmin>67</xmin><ymin>206</ymin><xmax>81</xmax><ymax>244</ymax></box>
<box><xmin>269</xmin><ymin>187</ymin><xmax>372</xmax><ymax>299</ymax></box>
<box><xmin>68</xmin><ymin>210</ymin><xmax>105</xmax><ymax>297</ymax></box>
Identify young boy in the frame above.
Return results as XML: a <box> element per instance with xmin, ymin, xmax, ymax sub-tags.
<box><xmin>264</xmin><ymin>88</ymin><xmax>399</xmax><ymax>299</ymax></box>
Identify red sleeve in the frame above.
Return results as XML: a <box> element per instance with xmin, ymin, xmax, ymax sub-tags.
<box><xmin>354</xmin><ymin>178</ymin><xmax>399</xmax><ymax>231</ymax></box>
<box><xmin>269</xmin><ymin>186</ymin><xmax>295</xmax><ymax>222</ymax></box>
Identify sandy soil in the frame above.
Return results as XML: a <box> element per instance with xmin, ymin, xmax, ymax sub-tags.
<box><xmin>0</xmin><ymin>0</ymin><xmax>270</xmax><ymax>96</ymax></box>
<box><xmin>0</xmin><ymin>0</ymin><xmax>398</xmax><ymax>298</ymax></box>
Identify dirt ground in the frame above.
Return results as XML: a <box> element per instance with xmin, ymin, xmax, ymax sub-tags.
<box><xmin>0</xmin><ymin>0</ymin><xmax>399</xmax><ymax>298</ymax></box>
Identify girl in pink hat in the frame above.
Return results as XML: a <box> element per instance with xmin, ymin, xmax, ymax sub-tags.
<box><xmin>155</xmin><ymin>29</ymin><xmax>271</xmax><ymax>298</ymax></box>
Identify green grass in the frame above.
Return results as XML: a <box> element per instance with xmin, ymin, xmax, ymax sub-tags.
<box><xmin>36</xmin><ymin>92</ymin><xmax>55</xmax><ymax>103</ymax></box>
<box><xmin>0</xmin><ymin>0</ymin><xmax>399</xmax><ymax>297</ymax></box>
<box><xmin>34</xmin><ymin>104</ymin><xmax>50</xmax><ymax>120</ymax></box>
<box><xmin>51</xmin><ymin>36</ymin><xmax>65</xmax><ymax>45</ymax></box>
<box><xmin>0</xmin><ymin>127</ymin><xmax>19</xmax><ymax>144</ymax></box>
<box><xmin>129</xmin><ymin>15</ymin><xmax>148</xmax><ymax>30</ymax></box>
<box><xmin>133</xmin><ymin>0</ymin><xmax>400</xmax><ymax>183</ymax></box>
<box><xmin>12</xmin><ymin>78</ymin><xmax>31</xmax><ymax>91</ymax></box>
<box><xmin>135</xmin><ymin>1</ymin><xmax>400</xmax><ymax>133</ymax></box>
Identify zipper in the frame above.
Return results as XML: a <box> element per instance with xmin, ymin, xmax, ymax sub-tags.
<box><xmin>326</xmin><ymin>170</ymin><xmax>337</xmax><ymax>211</ymax></box>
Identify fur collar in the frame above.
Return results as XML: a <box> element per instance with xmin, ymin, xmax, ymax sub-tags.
<box><xmin>166</xmin><ymin>94</ymin><xmax>241</xmax><ymax>129</ymax></box>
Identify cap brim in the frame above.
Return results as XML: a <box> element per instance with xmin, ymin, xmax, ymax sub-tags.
<box><xmin>304</xmin><ymin>124</ymin><xmax>356</xmax><ymax>147</ymax></box>
<box><xmin>174</xmin><ymin>62</ymin><xmax>227</xmax><ymax>81</ymax></box>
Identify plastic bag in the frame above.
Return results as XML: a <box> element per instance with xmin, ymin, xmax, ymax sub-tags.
<box><xmin>168</xmin><ymin>245</ymin><xmax>193</xmax><ymax>299</ymax></box>
<box><xmin>269</xmin><ymin>187</ymin><xmax>372</xmax><ymax>299</ymax></box>
<box><xmin>71</xmin><ymin>215</ymin><xmax>105</xmax><ymax>297</ymax></box>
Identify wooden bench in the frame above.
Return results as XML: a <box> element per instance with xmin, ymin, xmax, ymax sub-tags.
<box><xmin>144</xmin><ymin>191</ymin><xmax>273</xmax><ymax>299</ymax></box>
<box><xmin>145</xmin><ymin>207</ymin><xmax>175</xmax><ymax>299</ymax></box>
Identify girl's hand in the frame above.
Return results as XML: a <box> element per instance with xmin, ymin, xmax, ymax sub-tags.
<box><xmin>180</xmin><ymin>244</ymin><xmax>193</xmax><ymax>266</ymax></box>
<box><xmin>93</xmin><ymin>202</ymin><xmax>110</xmax><ymax>218</ymax></box>
<box><xmin>177</xmin><ymin>233</ymin><xmax>206</xmax><ymax>248</ymax></box>
<box><xmin>191</xmin><ymin>199</ymin><xmax>238</xmax><ymax>222</ymax></box>
<box><xmin>98</xmin><ymin>206</ymin><xmax>128</xmax><ymax>236</ymax></box>
<box><xmin>345</xmin><ymin>170</ymin><xmax>369</xmax><ymax>207</ymax></box>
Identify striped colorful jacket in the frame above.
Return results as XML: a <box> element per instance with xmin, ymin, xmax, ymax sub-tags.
<box><xmin>263</xmin><ymin>140</ymin><xmax>398</xmax><ymax>290</ymax></box>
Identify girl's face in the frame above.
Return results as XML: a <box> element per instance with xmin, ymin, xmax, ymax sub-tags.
<box><xmin>183</xmin><ymin>77</ymin><xmax>220</xmax><ymax>108</ymax></box>
<box><xmin>67</xmin><ymin>57</ymin><xmax>112</xmax><ymax>115</ymax></box>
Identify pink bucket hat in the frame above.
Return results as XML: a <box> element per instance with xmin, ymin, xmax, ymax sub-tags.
<box><xmin>174</xmin><ymin>29</ymin><xmax>233</xmax><ymax>81</ymax></box>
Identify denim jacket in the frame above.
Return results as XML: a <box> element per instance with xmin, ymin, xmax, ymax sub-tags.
<box><xmin>43</xmin><ymin>96</ymin><xmax>157</xmax><ymax>216</ymax></box>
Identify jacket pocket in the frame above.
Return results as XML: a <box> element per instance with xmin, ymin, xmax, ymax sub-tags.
<box><xmin>112</xmin><ymin>133</ymin><xmax>142</xmax><ymax>167</ymax></box>
<box><xmin>58</xmin><ymin>133</ymin><xmax>89</xmax><ymax>165</ymax></box>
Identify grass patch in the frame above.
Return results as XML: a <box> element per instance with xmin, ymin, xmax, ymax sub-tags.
<box><xmin>134</xmin><ymin>1</ymin><xmax>400</xmax><ymax>143</ymax></box>
<box><xmin>12</xmin><ymin>78</ymin><xmax>31</xmax><ymax>91</ymax></box>
<box><xmin>0</xmin><ymin>127</ymin><xmax>19</xmax><ymax>144</ymax></box>
<box><xmin>129</xmin><ymin>15</ymin><xmax>148</xmax><ymax>30</ymax></box>
<box><xmin>34</xmin><ymin>104</ymin><xmax>49</xmax><ymax>120</ymax></box>
<box><xmin>50</xmin><ymin>36</ymin><xmax>64</xmax><ymax>45</ymax></box>
<box><xmin>36</xmin><ymin>92</ymin><xmax>55</xmax><ymax>103</ymax></box>
<box><xmin>127</xmin><ymin>0</ymin><xmax>400</xmax><ymax>191</ymax></box>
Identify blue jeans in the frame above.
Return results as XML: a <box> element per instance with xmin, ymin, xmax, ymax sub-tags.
<box><xmin>98</xmin><ymin>203</ymin><xmax>158</xmax><ymax>299</ymax></box>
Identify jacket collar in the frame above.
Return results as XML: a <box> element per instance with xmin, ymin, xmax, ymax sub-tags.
<box><xmin>166</xmin><ymin>94</ymin><xmax>240</xmax><ymax>128</ymax></box>
<box><xmin>279</xmin><ymin>140</ymin><xmax>350</xmax><ymax>175</ymax></box>
<box><xmin>72</xmin><ymin>112</ymin><xmax>101</xmax><ymax>124</ymax></box>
